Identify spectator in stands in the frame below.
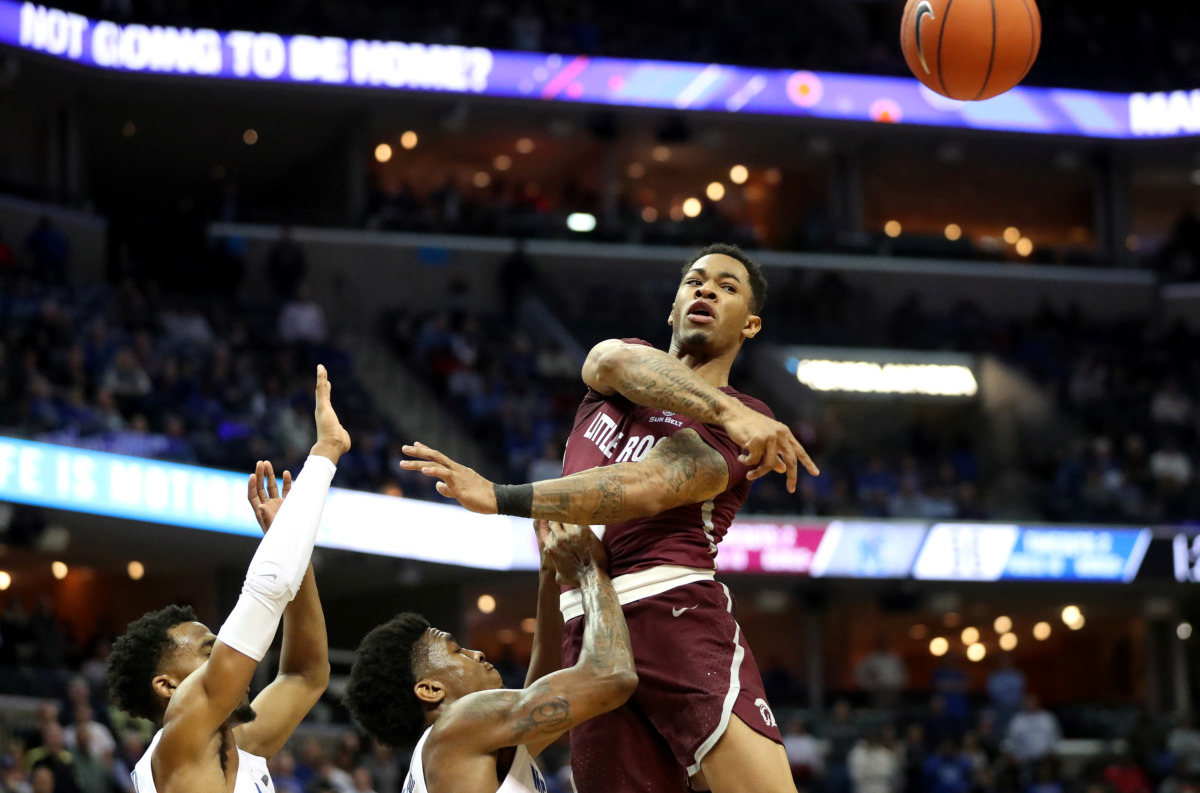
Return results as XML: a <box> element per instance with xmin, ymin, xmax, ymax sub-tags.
<box><xmin>1</xmin><ymin>754</ymin><xmax>32</xmax><ymax>793</ymax></box>
<box><xmin>24</xmin><ymin>723</ymin><xmax>81</xmax><ymax>793</ymax></box>
<box><xmin>1151</xmin><ymin>382</ymin><xmax>1193</xmax><ymax>426</ymax></box>
<box><xmin>854</xmin><ymin>635</ymin><xmax>908</xmax><ymax>707</ymax></box>
<box><xmin>527</xmin><ymin>439</ymin><xmax>563</xmax><ymax>482</ymax></box>
<box><xmin>900</xmin><ymin>724</ymin><xmax>928</xmax><ymax>793</ymax></box>
<box><xmin>360</xmin><ymin>741</ymin><xmax>400</xmax><ymax>793</ymax></box>
<box><xmin>266</xmin><ymin>749</ymin><xmax>303</xmax><ymax>793</ymax></box>
<box><xmin>1005</xmin><ymin>695</ymin><xmax>1061</xmax><ymax>766</ymax></box>
<box><xmin>266</xmin><ymin>227</ymin><xmax>308</xmax><ymax>300</ymax></box>
<box><xmin>783</xmin><ymin>718</ymin><xmax>823</xmax><ymax>788</ymax></box>
<box><xmin>64</xmin><ymin>706</ymin><xmax>116</xmax><ymax>760</ymax></box>
<box><xmin>1027</xmin><ymin>759</ymin><xmax>1065</xmax><ymax>793</ymax></box>
<box><xmin>921</xmin><ymin>739</ymin><xmax>973</xmax><ymax>793</ymax></box>
<box><xmin>1169</xmin><ymin>713</ymin><xmax>1200</xmax><ymax>776</ymax></box>
<box><xmin>278</xmin><ymin>285</ymin><xmax>328</xmax><ymax>344</ymax></box>
<box><xmin>351</xmin><ymin>767</ymin><xmax>377</xmax><ymax>793</ymax></box>
<box><xmin>849</xmin><ymin>730</ymin><xmax>900</xmax><ymax>793</ymax></box>
<box><xmin>1103</xmin><ymin>751</ymin><xmax>1152</xmax><ymax>793</ymax></box>
<box><xmin>825</xmin><ymin>699</ymin><xmax>860</xmax><ymax>793</ymax></box>
<box><xmin>24</xmin><ymin>216</ymin><xmax>69</xmax><ymax>287</ymax></box>
<box><xmin>986</xmin><ymin>654</ymin><xmax>1026</xmax><ymax>731</ymax></box>
<box><xmin>101</xmin><ymin>349</ymin><xmax>152</xmax><ymax>409</ymax></box>
<box><xmin>30</xmin><ymin>767</ymin><xmax>54</xmax><ymax>793</ymax></box>
<box><xmin>932</xmin><ymin>656</ymin><xmax>971</xmax><ymax>734</ymax></box>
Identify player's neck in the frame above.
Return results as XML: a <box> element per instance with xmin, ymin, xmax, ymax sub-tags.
<box><xmin>670</xmin><ymin>347</ymin><xmax>736</xmax><ymax>388</ymax></box>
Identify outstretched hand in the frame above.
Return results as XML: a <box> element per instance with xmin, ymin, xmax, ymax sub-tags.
<box><xmin>722</xmin><ymin>402</ymin><xmax>818</xmax><ymax>492</ymax></box>
<box><xmin>311</xmin><ymin>364</ymin><xmax>351</xmax><ymax>462</ymax></box>
<box><xmin>247</xmin><ymin>460</ymin><xmax>292</xmax><ymax>533</ymax></box>
<box><xmin>400</xmin><ymin>443</ymin><xmax>498</xmax><ymax>513</ymax></box>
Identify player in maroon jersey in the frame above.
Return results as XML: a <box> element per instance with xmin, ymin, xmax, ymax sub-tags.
<box><xmin>402</xmin><ymin>242</ymin><xmax>817</xmax><ymax>793</ymax></box>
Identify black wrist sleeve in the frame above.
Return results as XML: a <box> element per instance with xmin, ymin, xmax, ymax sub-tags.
<box><xmin>493</xmin><ymin>483</ymin><xmax>535</xmax><ymax>518</ymax></box>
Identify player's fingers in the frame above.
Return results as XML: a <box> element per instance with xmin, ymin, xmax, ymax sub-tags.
<box><xmin>792</xmin><ymin>436</ymin><xmax>820</xmax><ymax>476</ymax></box>
<box><xmin>738</xmin><ymin>438</ymin><xmax>765</xmax><ymax>468</ymax></box>
<box><xmin>282</xmin><ymin>470</ymin><xmax>293</xmax><ymax>496</ymax></box>
<box><xmin>247</xmin><ymin>472</ymin><xmax>261</xmax><ymax>507</ymax></box>
<box><xmin>264</xmin><ymin>461</ymin><xmax>278</xmax><ymax>499</ymax></box>
<box><xmin>402</xmin><ymin>443</ymin><xmax>455</xmax><ymax>468</ymax></box>
<box><xmin>419</xmin><ymin>465</ymin><xmax>454</xmax><ymax>482</ymax></box>
<box><xmin>315</xmin><ymin>364</ymin><xmax>329</xmax><ymax>402</ymax></box>
<box><xmin>435</xmin><ymin>481</ymin><xmax>450</xmax><ymax>497</ymax></box>
<box><xmin>748</xmin><ymin>439</ymin><xmax>779</xmax><ymax>481</ymax></box>
<box><xmin>780</xmin><ymin>446</ymin><xmax>799</xmax><ymax>493</ymax></box>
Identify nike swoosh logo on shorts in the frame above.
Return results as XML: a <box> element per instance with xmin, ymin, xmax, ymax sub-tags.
<box><xmin>672</xmin><ymin>605</ymin><xmax>699</xmax><ymax>617</ymax></box>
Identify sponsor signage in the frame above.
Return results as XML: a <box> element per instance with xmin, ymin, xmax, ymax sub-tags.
<box><xmin>913</xmin><ymin>523</ymin><xmax>1151</xmax><ymax>582</ymax></box>
<box><xmin>810</xmin><ymin>520</ymin><xmax>928</xmax><ymax>578</ymax></box>
<box><xmin>719</xmin><ymin>521</ymin><xmax>827</xmax><ymax>574</ymax></box>
<box><xmin>0</xmin><ymin>1</ymin><xmax>1189</xmax><ymax>138</ymax></box>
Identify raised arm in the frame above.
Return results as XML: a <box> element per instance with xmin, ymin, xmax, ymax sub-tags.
<box><xmin>584</xmin><ymin>339</ymin><xmax>817</xmax><ymax>486</ymax></box>
<box><xmin>401</xmin><ymin>430</ymin><xmax>728</xmax><ymax>524</ymax></box>
<box><xmin>233</xmin><ymin>462</ymin><xmax>331</xmax><ymax>759</ymax></box>
<box><xmin>525</xmin><ymin>521</ymin><xmax>566</xmax><ymax>688</ymax></box>
<box><xmin>430</xmin><ymin>523</ymin><xmax>636</xmax><ymax>769</ymax></box>
<box><xmin>156</xmin><ymin>367</ymin><xmax>348</xmax><ymax>767</ymax></box>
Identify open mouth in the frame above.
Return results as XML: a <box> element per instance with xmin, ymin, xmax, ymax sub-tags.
<box><xmin>686</xmin><ymin>300</ymin><xmax>716</xmax><ymax>325</ymax></box>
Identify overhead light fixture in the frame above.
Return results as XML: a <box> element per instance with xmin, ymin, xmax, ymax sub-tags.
<box><xmin>793</xmin><ymin>359</ymin><xmax>978</xmax><ymax>397</ymax></box>
<box><xmin>567</xmin><ymin>213</ymin><xmax>597</xmax><ymax>232</ymax></box>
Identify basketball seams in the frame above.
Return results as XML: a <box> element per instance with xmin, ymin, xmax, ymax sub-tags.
<box><xmin>935</xmin><ymin>0</ymin><xmax>955</xmax><ymax>97</ymax></box>
<box><xmin>1018</xmin><ymin>0</ymin><xmax>1037</xmax><ymax>80</ymax></box>
<box><xmin>973</xmin><ymin>0</ymin><xmax>998</xmax><ymax>100</ymax></box>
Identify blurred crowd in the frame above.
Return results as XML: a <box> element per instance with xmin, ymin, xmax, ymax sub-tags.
<box><xmin>11</xmin><ymin>216</ymin><xmax>1200</xmax><ymax>525</ymax></box>
<box><xmin>48</xmin><ymin>0</ymin><xmax>1200</xmax><ymax>92</ymax></box>
<box><xmin>0</xmin><ymin>218</ymin><xmax>429</xmax><ymax>507</ymax></box>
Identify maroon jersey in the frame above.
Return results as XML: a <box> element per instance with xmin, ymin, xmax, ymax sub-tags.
<box><xmin>561</xmin><ymin>339</ymin><xmax>773</xmax><ymax>577</ymax></box>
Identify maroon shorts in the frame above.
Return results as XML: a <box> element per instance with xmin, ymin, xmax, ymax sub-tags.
<box><xmin>562</xmin><ymin>579</ymin><xmax>783</xmax><ymax>793</ymax></box>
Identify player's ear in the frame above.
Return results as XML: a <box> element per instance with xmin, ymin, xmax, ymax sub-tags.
<box><xmin>742</xmin><ymin>313</ymin><xmax>762</xmax><ymax>340</ymax></box>
<box><xmin>151</xmin><ymin>674</ymin><xmax>178</xmax><ymax>702</ymax></box>
<box><xmin>414</xmin><ymin>678</ymin><xmax>446</xmax><ymax>706</ymax></box>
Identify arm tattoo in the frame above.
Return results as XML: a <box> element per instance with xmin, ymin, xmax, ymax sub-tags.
<box><xmin>531</xmin><ymin>468</ymin><xmax>627</xmax><ymax>523</ymax></box>
<box><xmin>511</xmin><ymin>697</ymin><xmax>572</xmax><ymax>738</ymax></box>
<box><xmin>528</xmin><ymin>430</ymin><xmax>727</xmax><ymax>523</ymax></box>
<box><xmin>612</xmin><ymin>348</ymin><xmax>731</xmax><ymax>424</ymax></box>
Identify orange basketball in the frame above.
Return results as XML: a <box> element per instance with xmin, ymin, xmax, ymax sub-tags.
<box><xmin>900</xmin><ymin>0</ymin><xmax>1041</xmax><ymax>101</ymax></box>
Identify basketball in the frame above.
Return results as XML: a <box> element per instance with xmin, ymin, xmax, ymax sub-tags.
<box><xmin>900</xmin><ymin>0</ymin><xmax>1042</xmax><ymax>101</ymax></box>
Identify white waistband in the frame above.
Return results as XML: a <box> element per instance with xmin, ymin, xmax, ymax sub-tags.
<box><xmin>559</xmin><ymin>565</ymin><xmax>716</xmax><ymax>622</ymax></box>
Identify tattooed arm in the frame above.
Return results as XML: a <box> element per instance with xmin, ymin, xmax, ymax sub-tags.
<box><xmin>584</xmin><ymin>339</ymin><xmax>818</xmax><ymax>486</ymax></box>
<box><xmin>425</xmin><ymin>524</ymin><xmax>636</xmax><ymax>778</ymax></box>
<box><xmin>402</xmin><ymin>430</ymin><xmax>730</xmax><ymax>523</ymax></box>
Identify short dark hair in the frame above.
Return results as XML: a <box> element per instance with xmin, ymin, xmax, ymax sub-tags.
<box><xmin>107</xmin><ymin>604</ymin><xmax>197</xmax><ymax>722</ymax></box>
<box><xmin>344</xmin><ymin>613</ymin><xmax>432</xmax><ymax>746</ymax></box>
<box><xmin>682</xmin><ymin>243</ymin><xmax>768</xmax><ymax>314</ymax></box>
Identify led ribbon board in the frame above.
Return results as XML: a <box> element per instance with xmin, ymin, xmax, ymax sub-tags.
<box><xmin>913</xmin><ymin>523</ymin><xmax>1152</xmax><ymax>582</ymax></box>
<box><xmin>0</xmin><ymin>436</ymin><xmax>539</xmax><ymax>570</ymax></box>
<box><xmin>1</xmin><ymin>0</ymin><xmax>1193</xmax><ymax>138</ymax></box>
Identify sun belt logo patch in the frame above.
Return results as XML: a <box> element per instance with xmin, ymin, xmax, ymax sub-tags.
<box><xmin>754</xmin><ymin>697</ymin><xmax>777</xmax><ymax>728</ymax></box>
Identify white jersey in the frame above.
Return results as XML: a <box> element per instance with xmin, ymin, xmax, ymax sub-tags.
<box><xmin>403</xmin><ymin>726</ymin><xmax>548</xmax><ymax>793</ymax></box>
<box><xmin>131</xmin><ymin>729</ymin><xmax>274</xmax><ymax>793</ymax></box>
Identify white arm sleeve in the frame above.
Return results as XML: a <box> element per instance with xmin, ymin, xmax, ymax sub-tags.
<box><xmin>217</xmin><ymin>455</ymin><xmax>337</xmax><ymax>661</ymax></box>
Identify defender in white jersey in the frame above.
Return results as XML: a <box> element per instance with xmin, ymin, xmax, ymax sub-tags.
<box><xmin>108</xmin><ymin>367</ymin><xmax>350</xmax><ymax>793</ymax></box>
<box><xmin>345</xmin><ymin>522</ymin><xmax>636</xmax><ymax>793</ymax></box>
